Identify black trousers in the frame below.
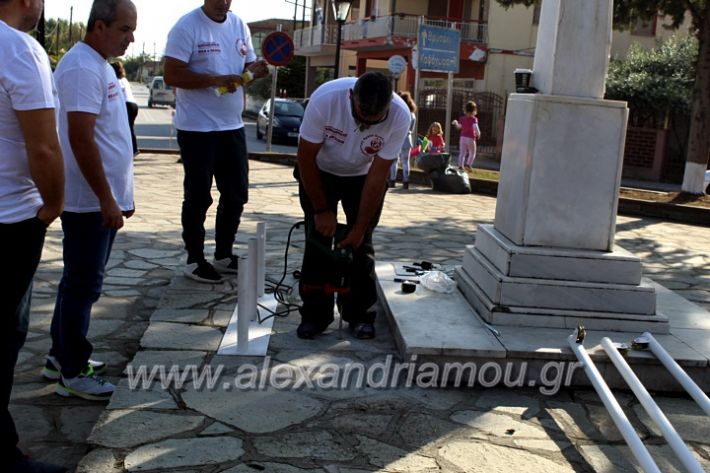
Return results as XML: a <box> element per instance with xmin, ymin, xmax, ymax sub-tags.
<box><xmin>295</xmin><ymin>167</ymin><xmax>385</xmax><ymax>326</ymax></box>
<box><xmin>178</xmin><ymin>129</ymin><xmax>249</xmax><ymax>264</ymax></box>
<box><xmin>126</xmin><ymin>101</ymin><xmax>139</xmax><ymax>155</ymax></box>
<box><xmin>0</xmin><ymin>217</ymin><xmax>47</xmax><ymax>460</ymax></box>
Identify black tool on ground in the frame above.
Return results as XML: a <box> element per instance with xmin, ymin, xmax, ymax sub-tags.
<box><xmin>413</xmin><ymin>260</ymin><xmax>433</xmax><ymax>270</ymax></box>
<box><xmin>401</xmin><ymin>281</ymin><xmax>417</xmax><ymax>293</ymax></box>
<box><xmin>302</xmin><ymin>222</ymin><xmax>354</xmax><ymax>295</ymax></box>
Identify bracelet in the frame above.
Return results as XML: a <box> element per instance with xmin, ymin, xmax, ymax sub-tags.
<box><xmin>313</xmin><ymin>208</ymin><xmax>330</xmax><ymax>215</ymax></box>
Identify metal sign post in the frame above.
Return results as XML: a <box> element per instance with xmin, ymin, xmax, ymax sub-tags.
<box><xmin>261</xmin><ymin>27</ymin><xmax>295</xmax><ymax>152</ymax></box>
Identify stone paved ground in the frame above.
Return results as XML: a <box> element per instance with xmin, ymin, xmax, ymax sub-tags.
<box><xmin>11</xmin><ymin>153</ymin><xmax>710</xmax><ymax>472</ymax></box>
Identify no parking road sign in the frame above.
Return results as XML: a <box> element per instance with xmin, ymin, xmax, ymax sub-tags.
<box><xmin>262</xmin><ymin>31</ymin><xmax>295</xmax><ymax>67</ymax></box>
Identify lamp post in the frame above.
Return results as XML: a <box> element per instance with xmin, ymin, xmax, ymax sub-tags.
<box><xmin>332</xmin><ymin>0</ymin><xmax>353</xmax><ymax>79</ymax></box>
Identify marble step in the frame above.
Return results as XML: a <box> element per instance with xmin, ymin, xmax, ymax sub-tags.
<box><xmin>462</xmin><ymin>247</ymin><xmax>656</xmax><ymax>315</ymax></box>
<box><xmin>474</xmin><ymin>224</ymin><xmax>643</xmax><ymax>285</ymax></box>
<box><xmin>456</xmin><ymin>267</ymin><xmax>670</xmax><ymax>333</ymax></box>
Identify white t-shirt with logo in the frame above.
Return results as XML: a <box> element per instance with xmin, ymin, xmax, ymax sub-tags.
<box><xmin>54</xmin><ymin>42</ymin><xmax>134</xmax><ymax>212</ymax></box>
<box><xmin>299</xmin><ymin>78</ymin><xmax>411</xmax><ymax>176</ymax></box>
<box><xmin>0</xmin><ymin>21</ymin><xmax>58</xmax><ymax>223</ymax></box>
<box><xmin>165</xmin><ymin>8</ymin><xmax>256</xmax><ymax>132</ymax></box>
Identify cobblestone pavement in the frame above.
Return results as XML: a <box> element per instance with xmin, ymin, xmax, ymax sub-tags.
<box><xmin>12</xmin><ymin>153</ymin><xmax>710</xmax><ymax>472</ymax></box>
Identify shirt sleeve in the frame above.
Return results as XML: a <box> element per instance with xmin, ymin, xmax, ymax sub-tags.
<box><xmin>298</xmin><ymin>97</ymin><xmax>326</xmax><ymax>144</ymax></box>
<box><xmin>243</xmin><ymin>23</ymin><xmax>258</xmax><ymax>64</ymax></box>
<box><xmin>377</xmin><ymin>108</ymin><xmax>411</xmax><ymax>160</ymax></box>
<box><xmin>165</xmin><ymin>25</ymin><xmax>193</xmax><ymax>63</ymax></box>
<box><xmin>6</xmin><ymin>45</ymin><xmax>55</xmax><ymax>111</ymax></box>
<box><xmin>57</xmin><ymin>67</ymin><xmax>103</xmax><ymax>115</ymax></box>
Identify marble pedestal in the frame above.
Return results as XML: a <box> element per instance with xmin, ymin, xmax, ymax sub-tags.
<box><xmin>457</xmin><ymin>93</ymin><xmax>669</xmax><ymax>333</ymax></box>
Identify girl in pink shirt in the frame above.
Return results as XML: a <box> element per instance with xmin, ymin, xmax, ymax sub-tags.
<box><xmin>452</xmin><ymin>101</ymin><xmax>481</xmax><ymax>170</ymax></box>
<box><xmin>426</xmin><ymin>122</ymin><xmax>445</xmax><ymax>153</ymax></box>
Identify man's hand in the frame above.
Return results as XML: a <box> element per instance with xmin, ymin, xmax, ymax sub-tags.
<box><xmin>247</xmin><ymin>59</ymin><xmax>270</xmax><ymax>79</ymax></box>
<box><xmin>338</xmin><ymin>224</ymin><xmax>366</xmax><ymax>250</ymax></box>
<box><xmin>213</xmin><ymin>74</ymin><xmax>243</xmax><ymax>93</ymax></box>
<box><xmin>314</xmin><ymin>210</ymin><xmax>337</xmax><ymax>237</ymax></box>
<box><xmin>100</xmin><ymin>198</ymin><xmax>124</xmax><ymax>230</ymax></box>
<box><xmin>36</xmin><ymin>205</ymin><xmax>61</xmax><ymax>226</ymax></box>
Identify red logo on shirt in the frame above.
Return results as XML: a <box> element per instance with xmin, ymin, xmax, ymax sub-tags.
<box><xmin>361</xmin><ymin>135</ymin><xmax>384</xmax><ymax>156</ymax></box>
<box><xmin>236</xmin><ymin>39</ymin><xmax>248</xmax><ymax>57</ymax></box>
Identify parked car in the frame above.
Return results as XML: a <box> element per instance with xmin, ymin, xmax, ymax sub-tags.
<box><xmin>147</xmin><ymin>76</ymin><xmax>175</xmax><ymax>108</ymax></box>
<box><xmin>256</xmin><ymin>98</ymin><xmax>304</xmax><ymax>142</ymax></box>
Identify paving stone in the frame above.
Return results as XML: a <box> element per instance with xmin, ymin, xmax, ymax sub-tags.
<box><xmin>512</xmin><ymin>438</ymin><xmax>570</xmax><ymax>453</ymax></box>
<box><xmin>199</xmin><ymin>422</ymin><xmax>234</xmax><ymax>436</ymax></box>
<box><xmin>150</xmin><ymin>308</ymin><xmax>209</xmax><ymax>324</ymax></box>
<box><xmin>10</xmin><ymin>382</ymin><xmax>56</xmax><ymax>401</ymax></box>
<box><xmin>450</xmin><ymin>410</ymin><xmax>549</xmax><ymax>439</ymax></box>
<box><xmin>9</xmin><ymin>405</ymin><xmax>53</xmax><ymax>443</ymax></box>
<box><xmin>88</xmin><ymin>319</ymin><xmax>125</xmax><ymax>338</ymax></box>
<box><xmin>355</xmin><ymin>435</ymin><xmax>439</xmax><ymax>472</ymax></box>
<box><xmin>579</xmin><ymin>443</ymin><xmax>710</xmax><ymax>473</ymax></box>
<box><xmin>107</xmin><ymin>379</ymin><xmax>179</xmax><ymax>410</ymax></box>
<box><xmin>125</xmin><ymin>350</ymin><xmax>208</xmax><ymax>376</ymax></box>
<box><xmin>399</xmin><ymin>412</ymin><xmax>468</xmax><ymax>448</ymax></box>
<box><xmin>211</xmin><ymin>309</ymin><xmax>233</xmax><ymax>327</ymax></box>
<box><xmin>543</xmin><ymin>401</ymin><xmax>622</xmax><ymax>441</ymax></box>
<box><xmin>439</xmin><ymin>441</ymin><xmax>575</xmax><ymax>472</ymax></box>
<box><xmin>129</xmin><ymin>248</ymin><xmax>182</xmax><ymax>259</ymax></box>
<box><xmin>633</xmin><ymin>396</ymin><xmax>710</xmax><ymax>443</ymax></box>
<box><xmin>124</xmin><ymin>260</ymin><xmax>159</xmax><ymax>270</ymax></box>
<box><xmin>59</xmin><ymin>406</ymin><xmax>106</xmax><ymax>442</ymax></box>
<box><xmin>330</xmin><ymin>413</ymin><xmax>393</xmax><ymax>437</ymax></box>
<box><xmin>223</xmin><ymin>463</ymin><xmax>323</xmax><ymax>473</ymax></box>
<box><xmin>474</xmin><ymin>388</ymin><xmax>541</xmax><ymax>417</ymax></box>
<box><xmin>124</xmin><ymin>436</ymin><xmax>243</xmax><ymax>471</ymax></box>
<box><xmin>75</xmin><ymin>448</ymin><xmax>120</xmax><ymax>473</ymax></box>
<box><xmin>253</xmin><ymin>431</ymin><xmax>355</xmax><ymax>460</ymax></box>
<box><xmin>140</xmin><ymin>321</ymin><xmax>223</xmax><ymax>351</ymax></box>
<box><xmin>158</xmin><ymin>292</ymin><xmax>226</xmax><ymax>309</ymax></box>
<box><xmin>88</xmin><ymin>410</ymin><xmax>204</xmax><ymax>448</ymax></box>
<box><xmin>108</xmin><ymin>268</ymin><xmax>148</xmax><ymax>278</ymax></box>
<box><xmin>182</xmin><ymin>387</ymin><xmax>323</xmax><ymax>433</ymax></box>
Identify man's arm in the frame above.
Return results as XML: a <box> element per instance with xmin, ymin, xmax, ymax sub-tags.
<box><xmin>163</xmin><ymin>57</ymin><xmax>244</xmax><ymax>91</ymax></box>
<box><xmin>297</xmin><ymin>138</ymin><xmax>339</xmax><ymax>237</ymax></box>
<box><xmin>16</xmin><ymin>109</ymin><xmax>64</xmax><ymax>225</ymax></box>
<box><xmin>338</xmin><ymin>156</ymin><xmax>392</xmax><ymax>250</ymax></box>
<box><xmin>67</xmin><ymin>112</ymin><xmax>124</xmax><ymax>229</ymax></box>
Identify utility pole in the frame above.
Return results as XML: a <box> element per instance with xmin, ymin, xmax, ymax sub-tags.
<box><xmin>68</xmin><ymin>6</ymin><xmax>73</xmax><ymax>46</ymax></box>
<box><xmin>37</xmin><ymin>7</ymin><xmax>46</xmax><ymax>48</ymax></box>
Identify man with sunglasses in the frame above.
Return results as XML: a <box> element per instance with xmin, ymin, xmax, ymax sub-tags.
<box><xmin>295</xmin><ymin>72</ymin><xmax>411</xmax><ymax>340</ymax></box>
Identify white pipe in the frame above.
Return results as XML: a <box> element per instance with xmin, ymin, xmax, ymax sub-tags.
<box><xmin>256</xmin><ymin>222</ymin><xmax>266</xmax><ymax>297</ymax></box>
<box><xmin>642</xmin><ymin>332</ymin><xmax>710</xmax><ymax>415</ymax></box>
<box><xmin>247</xmin><ymin>238</ymin><xmax>259</xmax><ymax>322</ymax></box>
<box><xmin>567</xmin><ymin>335</ymin><xmax>661</xmax><ymax>473</ymax></box>
<box><xmin>601</xmin><ymin>338</ymin><xmax>705</xmax><ymax>473</ymax></box>
<box><xmin>236</xmin><ymin>256</ymin><xmax>250</xmax><ymax>350</ymax></box>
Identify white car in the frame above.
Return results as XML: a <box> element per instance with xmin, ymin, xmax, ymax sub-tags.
<box><xmin>147</xmin><ymin>76</ymin><xmax>175</xmax><ymax>108</ymax></box>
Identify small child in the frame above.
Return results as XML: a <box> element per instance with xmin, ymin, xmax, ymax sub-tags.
<box><xmin>452</xmin><ymin>101</ymin><xmax>481</xmax><ymax>170</ymax></box>
<box><xmin>426</xmin><ymin>121</ymin><xmax>445</xmax><ymax>153</ymax></box>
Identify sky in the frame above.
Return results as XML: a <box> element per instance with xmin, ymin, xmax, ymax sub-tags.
<box><xmin>44</xmin><ymin>0</ymin><xmax>308</xmax><ymax>58</ymax></box>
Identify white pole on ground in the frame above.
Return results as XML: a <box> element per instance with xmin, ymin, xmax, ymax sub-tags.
<box><xmin>641</xmin><ymin>332</ymin><xmax>710</xmax><ymax>415</ymax></box>
<box><xmin>567</xmin><ymin>334</ymin><xmax>661</xmax><ymax>473</ymax></box>
<box><xmin>256</xmin><ymin>222</ymin><xmax>266</xmax><ymax>297</ymax></box>
<box><xmin>600</xmin><ymin>338</ymin><xmax>705</xmax><ymax>473</ymax></box>
<box><xmin>247</xmin><ymin>238</ymin><xmax>259</xmax><ymax>321</ymax></box>
<box><xmin>236</xmin><ymin>256</ymin><xmax>250</xmax><ymax>350</ymax></box>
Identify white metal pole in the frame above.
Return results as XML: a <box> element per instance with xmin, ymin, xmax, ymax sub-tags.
<box><xmin>567</xmin><ymin>334</ymin><xmax>661</xmax><ymax>473</ymax></box>
<box><xmin>247</xmin><ymin>238</ymin><xmax>259</xmax><ymax>321</ymax></box>
<box><xmin>236</xmin><ymin>256</ymin><xmax>250</xmax><ymax>350</ymax></box>
<box><xmin>445</xmin><ymin>71</ymin><xmax>453</xmax><ymax>153</ymax></box>
<box><xmin>641</xmin><ymin>332</ymin><xmax>710</xmax><ymax>415</ymax></box>
<box><xmin>256</xmin><ymin>222</ymin><xmax>266</xmax><ymax>297</ymax></box>
<box><xmin>600</xmin><ymin>337</ymin><xmax>705</xmax><ymax>473</ymax></box>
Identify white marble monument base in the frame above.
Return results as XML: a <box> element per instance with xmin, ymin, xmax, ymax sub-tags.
<box><xmin>454</xmin><ymin>225</ymin><xmax>670</xmax><ymax>333</ymax></box>
<box><xmin>495</xmin><ymin>94</ymin><xmax>628</xmax><ymax>252</ymax></box>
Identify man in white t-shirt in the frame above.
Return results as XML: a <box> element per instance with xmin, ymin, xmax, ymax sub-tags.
<box><xmin>44</xmin><ymin>0</ymin><xmax>137</xmax><ymax>403</ymax></box>
<box><xmin>0</xmin><ymin>1</ymin><xmax>65</xmax><ymax>472</ymax></box>
<box><xmin>295</xmin><ymin>72</ymin><xmax>410</xmax><ymax>340</ymax></box>
<box><xmin>164</xmin><ymin>0</ymin><xmax>269</xmax><ymax>284</ymax></box>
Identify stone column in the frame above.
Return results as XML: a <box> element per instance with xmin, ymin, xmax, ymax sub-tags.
<box><xmin>456</xmin><ymin>0</ymin><xmax>669</xmax><ymax>332</ymax></box>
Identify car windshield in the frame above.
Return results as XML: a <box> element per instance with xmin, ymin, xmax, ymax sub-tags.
<box><xmin>274</xmin><ymin>102</ymin><xmax>304</xmax><ymax>117</ymax></box>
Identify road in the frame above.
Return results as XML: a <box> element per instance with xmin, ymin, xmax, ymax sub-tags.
<box><xmin>131</xmin><ymin>82</ymin><xmax>298</xmax><ymax>155</ymax></box>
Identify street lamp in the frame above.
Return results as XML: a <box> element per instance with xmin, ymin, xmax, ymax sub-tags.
<box><xmin>332</xmin><ymin>0</ymin><xmax>353</xmax><ymax>79</ymax></box>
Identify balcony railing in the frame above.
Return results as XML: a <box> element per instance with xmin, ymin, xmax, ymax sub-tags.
<box><xmin>294</xmin><ymin>14</ymin><xmax>487</xmax><ymax>50</ymax></box>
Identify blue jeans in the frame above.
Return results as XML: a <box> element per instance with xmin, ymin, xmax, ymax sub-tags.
<box><xmin>50</xmin><ymin>212</ymin><xmax>117</xmax><ymax>378</ymax></box>
<box><xmin>0</xmin><ymin>217</ymin><xmax>47</xmax><ymax>459</ymax></box>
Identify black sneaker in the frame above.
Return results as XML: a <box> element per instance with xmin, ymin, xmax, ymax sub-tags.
<box><xmin>297</xmin><ymin>320</ymin><xmax>330</xmax><ymax>339</ymax></box>
<box><xmin>212</xmin><ymin>255</ymin><xmax>239</xmax><ymax>274</ymax></box>
<box><xmin>9</xmin><ymin>455</ymin><xmax>66</xmax><ymax>473</ymax></box>
<box><xmin>184</xmin><ymin>261</ymin><xmax>224</xmax><ymax>283</ymax></box>
<box><xmin>350</xmin><ymin>322</ymin><xmax>375</xmax><ymax>340</ymax></box>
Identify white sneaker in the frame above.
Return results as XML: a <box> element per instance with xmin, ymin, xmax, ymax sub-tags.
<box><xmin>41</xmin><ymin>355</ymin><xmax>107</xmax><ymax>381</ymax></box>
<box><xmin>56</xmin><ymin>366</ymin><xmax>115</xmax><ymax>401</ymax></box>
<box><xmin>212</xmin><ymin>255</ymin><xmax>239</xmax><ymax>274</ymax></box>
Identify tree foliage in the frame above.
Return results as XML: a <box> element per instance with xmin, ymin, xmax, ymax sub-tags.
<box><xmin>38</xmin><ymin>18</ymin><xmax>86</xmax><ymax>68</ymax></box>
<box><xmin>605</xmin><ymin>36</ymin><xmax>697</xmax><ymax>125</ymax></box>
<box><xmin>247</xmin><ymin>55</ymin><xmax>306</xmax><ymax>99</ymax></box>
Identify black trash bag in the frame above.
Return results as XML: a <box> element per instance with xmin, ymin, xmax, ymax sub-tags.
<box><xmin>416</xmin><ymin>152</ymin><xmax>450</xmax><ymax>173</ymax></box>
<box><xmin>430</xmin><ymin>166</ymin><xmax>471</xmax><ymax>194</ymax></box>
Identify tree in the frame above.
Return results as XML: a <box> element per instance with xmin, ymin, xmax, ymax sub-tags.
<box><xmin>496</xmin><ymin>0</ymin><xmax>710</xmax><ymax>194</ymax></box>
<box><xmin>41</xmin><ymin>18</ymin><xmax>86</xmax><ymax>68</ymax></box>
<box><xmin>246</xmin><ymin>56</ymin><xmax>306</xmax><ymax>99</ymax></box>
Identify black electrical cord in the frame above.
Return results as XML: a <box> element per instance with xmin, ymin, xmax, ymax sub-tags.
<box><xmin>255</xmin><ymin>220</ymin><xmax>305</xmax><ymax>323</ymax></box>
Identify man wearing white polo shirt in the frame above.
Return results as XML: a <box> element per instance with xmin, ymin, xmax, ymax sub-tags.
<box><xmin>1</xmin><ymin>1</ymin><xmax>65</xmax><ymax>470</ymax></box>
<box><xmin>295</xmin><ymin>72</ymin><xmax>410</xmax><ymax>340</ymax></box>
<box><xmin>45</xmin><ymin>0</ymin><xmax>137</xmax><ymax>402</ymax></box>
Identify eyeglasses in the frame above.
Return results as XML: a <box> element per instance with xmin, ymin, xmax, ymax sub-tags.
<box><xmin>350</xmin><ymin>92</ymin><xmax>388</xmax><ymax>129</ymax></box>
